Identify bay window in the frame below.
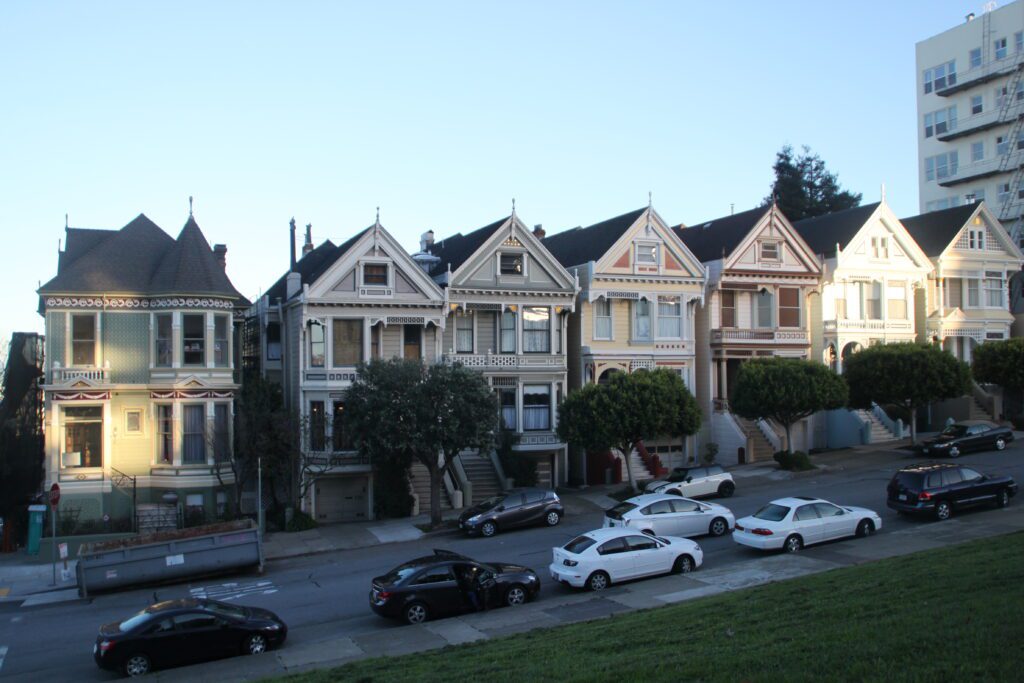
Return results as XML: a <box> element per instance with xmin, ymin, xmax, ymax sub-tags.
<box><xmin>63</xmin><ymin>406</ymin><xmax>102</xmax><ymax>468</ymax></box>
<box><xmin>778</xmin><ymin>288</ymin><xmax>800</xmax><ymax>327</ymax></box>
<box><xmin>594</xmin><ymin>298</ymin><xmax>612</xmax><ymax>339</ymax></box>
<box><xmin>214</xmin><ymin>315</ymin><xmax>229</xmax><ymax>367</ymax></box>
<box><xmin>523</xmin><ymin>385</ymin><xmax>551</xmax><ymax>431</ymax></box>
<box><xmin>500</xmin><ymin>310</ymin><xmax>517</xmax><ymax>353</ymax></box>
<box><xmin>182</xmin><ymin>405</ymin><xmax>206</xmax><ymax>464</ymax></box>
<box><xmin>155</xmin><ymin>313</ymin><xmax>172</xmax><ymax>367</ymax></box>
<box><xmin>657</xmin><ymin>296</ymin><xmax>681</xmax><ymax>337</ymax></box>
<box><xmin>523</xmin><ymin>307</ymin><xmax>550</xmax><ymax>352</ymax></box>
<box><xmin>332</xmin><ymin>319</ymin><xmax>363</xmax><ymax>366</ymax></box>
<box><xmin>456</xmin><ymin>313</ymin><xmax>473</xmax><ymax>353</ymax></box>
<box><xmin>182</xmin><ymin>314</ymin><xmax>205</xmax><ymax>366</ymax></box>
<box><xmin>634</xmin><ymin>299</ymin><xmax>652</xmax><ymax>340</ymax></box>
<box><xmin>308</xmin><ymin>322</ymin><xmax>325</xmax><ymax>367</ymax></box>
<box><xmin>71</xmin><ymin>314</ymin><xmax>96</xmax><ymax>366</ymax></box>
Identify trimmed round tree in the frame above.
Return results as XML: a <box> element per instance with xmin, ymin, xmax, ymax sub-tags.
<box><xmin>730</xmin><ymin>357</ymin><xmax>847</xmax><ymax>454</ymax></box>
<box><xmin>844</xmin><ymin>342</ymin><xmax>970</xmax><ymax>444</ymax></box>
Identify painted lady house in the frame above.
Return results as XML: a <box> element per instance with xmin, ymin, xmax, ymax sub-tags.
<box><xmin>38</xmin><ymin>212</ymin><xmax>249</xmax><ymax>531</ymax></box>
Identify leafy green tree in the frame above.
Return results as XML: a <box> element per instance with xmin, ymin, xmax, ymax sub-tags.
<box><xmin>972</xmin><ymin>338</ymin><xmax>1024</xmax><ymax>420</ymax></box>
<box><xmin>765</xmin><ymin>144</ymin><xmax>862</xmax><ymax>221</ymax></box>
<box><xmin>233</xmin><ymin>373</ymin><xmax>299</xmax><ymax>516</ymax></box>
<box><xmin>558</xmin><ymin>368</ymin><xmax>701</xmax><ymax>492</ymax></box>
<box><xmin>730</xmin><ymin>358</ymin><xmax>847</xmax><ymax>454</ymax></box>
<box><xmin>844</xmin><ymin>343</ymin><xmax>970</xmax><ymax>444</ymax></box>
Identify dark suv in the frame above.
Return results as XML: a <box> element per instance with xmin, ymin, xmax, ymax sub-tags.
<box><xmin>458</xmin><ymin>488</ymin><xmax>563</xmax><ymax>537</ymax></box>
<box><xmin>886</xmin><ymin>463</ymin><xmax>1017</xmax><ymax>520</ymax></box>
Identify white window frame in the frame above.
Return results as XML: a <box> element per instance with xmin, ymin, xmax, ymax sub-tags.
<box><xmin>871</xmin><ymin>236</ymin><xmax>890</xmax><ymax>260</ymax></box>
<box><xmin>971</xmin><ymin>141</ymin><xmax>984</xmax><ymax>163</ymax></box>
<box><xmin>984</xmin><ymin>278</ymin><xmax>1003</xmax><ymax>307</ymax></box>
<box><xmin>123</xmin><ymin>408</ymin><xmax>144</xmax><ymax>436</ymax></box>
<box><xmin>759</xmin><ymin>241</ymin><xmax>780</xmax><ymax>261</ymax></box>
<box><xmin>60</xmin><ymin>404</ymin><xmax>104</xmax><ymax>469</ymax></box>
<box><xmin>499</xmin><ymin>252</ymin><xmax>527</xmax><ymax>277</ymax></box>
<box><xmin>594</xmin><ymin>298</ymin><xmax>612</xmax><ymax>340</ymax></box>
<box><xmin>455</xmin><ymin>313</ymin><xmax>474</xmax><ymax>353</ymax></box>
<box><xmin>181</xmin><ymin>313</ymin><xmax>206</xmax><ymax>367</ymax></box>
<box><xmin>656</xmin><ymin>296</ymin><xmax>682</xmax><ymax>338</ymax></box>
<box><xmin>361</xmin><ymin>261</ymin><xmax>391</xmax><ymax>287</ymax></box>
<box><xmin>995</xmin><ymin>37</ymin><xmax>1008</xmax><ymax>60</ymax></box>
<box><xmin>635</xmin><ymin>243</ymin><xmax>659</xmax><ymax>265</ymax></box>
<box><xmin>181</xmin><ymin>403</ymin><xmax>207</xmax><ymax>465</ymax></box>
<box><xmin>971</xmin><ymin>94</ymin><xmax>983</xmax><ymax>115</ymax></box>
<box><xmin>633</xmin><ymin>299</ymin><xmax>652</xmax><ymax>340</ymax></box>
<box><xmin>156</xmin><ymin>403</ymin><xmax>174</xmax><ymax>465</ymax></box>
<box><xmin>70</xmin><ymin>312</ymin><xmax>98</xmax><ymax>367</ymax></box>
<box><xmin>154</xmin><ymin>312</ymin><xmax>173</xmax><ymax>368</ymax></box>
<box><xmin>969</xmin><ymin>47</ymin><xmax>982</xmax><ymax>69</ymax></box>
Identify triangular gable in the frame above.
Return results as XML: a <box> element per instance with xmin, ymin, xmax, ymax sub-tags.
<box><xmin>174</xmin><ymin>375</ymin><xmax>210</xmax><ymax>389</ymax></box>
<box><xmin>838</xmin><ymin>202</ymin><xmax>932</xmax><ymax>273</ymax></box>
<box><xmin>594</xmin><ymin>207</ymin><xmax>706</xmax><ymax>279</ymax></box>
<box><xmin>724</xmin><ymin>207</ymin><xmax>822</xmax><ymax>274</ymax></box>
<box><xmin>940</xmin><ymin>203</ymin><xmax>1024</xmax><ymax>263</ymax></box>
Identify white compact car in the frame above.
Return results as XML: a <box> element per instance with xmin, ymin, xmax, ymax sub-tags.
<box><xmin>549</xmin><ymin>528</ymin><xmax>703</xmax><ymax>591</ymax></box>
<box><xmin>733</xmin><ymin>496</ymin><xmax>882</xmax><ymax>553</ymax></box>
<box><xmin>645</xmin><ymin>465</ymin><xmax>736</xmax><ymax>498</ymax></box>
<box><xmin>605</xmin><ymin>493</ymin><xmax>735</xmax><ymax>538</ymax></box>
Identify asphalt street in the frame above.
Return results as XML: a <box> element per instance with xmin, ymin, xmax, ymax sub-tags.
<box><xmin>2</xmin><ymin>441</ymin><xmax>1022</xmax><ymax>681</ymax></box>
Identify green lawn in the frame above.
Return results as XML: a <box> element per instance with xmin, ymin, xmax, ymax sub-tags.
<box><xmin>278</xmin><ymin>531</ymin><xmax>1024</xmax><ymax>682</ymax></box>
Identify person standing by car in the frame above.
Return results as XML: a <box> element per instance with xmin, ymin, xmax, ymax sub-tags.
<box><xmin>457</xmin><ymin>566</ymin><xmax>483</xmax><ymax>611</ymax></box>
<box><xmin>474</xmin><ymin>569</ymin><xmax>496</xmax><ymax>611</ymax></box>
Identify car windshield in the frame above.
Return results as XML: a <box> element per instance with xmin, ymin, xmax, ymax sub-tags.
<box><xmin>563</xmin><ymin>535</ymin><xmax>598</xmax><ymax>554</ymax></box>
<box><xmin>753</xmin><ymin>503</ymin><xmax>790</xmax><ymax>522</ymax></box>
<box><xmin>940</xmin><ymin>425</ymin><xmax>968</xmax><ymax>438</ymax></box>
<box><xmin>118</xmin><ymin>609</ymin><xmax>153</xmax><ymax>632</ymax></box>
<box><xmin>476</xmin><ymin>495</ymin><xmax>505</xmax><ymax>511</ymax></box>
<box><xmin>606</xmin><ymin>502</ymin><xmax>638</xmax><ymax>520</ymax></box>
<box><xmin>204</xmin><ymin>601</ymin><xmax>248</xmax><ymax>620</ymax></box>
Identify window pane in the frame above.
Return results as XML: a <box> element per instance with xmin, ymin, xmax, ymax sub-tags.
<box><xmin>64</xmin><ymin>408</ymin><xmax>102</xmax><ymax>468</ymax></box>
<box><xmin>309</xmin><ymin>323</ymin><xmax>325</xmax><ymax>367</ymax></box>
<box><xmin>756</xmin><ymin>291</ymin><xmax>773</xmax><ymax>328</ymax></box>
<box><xmin>309</xmin><ymin>401</ymin><xmax>325</xmax><ymax>451</ymax></box>
<box><xmin>364</xmin><ymin>264</ymin><xmax>388</xmax><ymax>285</ymax></box>
<box><xmin>182</xmin><ymin>405</ymin><xmax>206</xmax><ymax>464</ymax></box>
<box><xmin>721</xmin><ymin>290</ymin><xmax>735</xmax><ymax>327</ymax></box>
<box><xmin>183</xmin><ymin>314</ymin><xmax>205</xmax><ymax>366</ymax></box>
<box><xmin>156</xmin><ymin>314</ymin><xmax>172</xmax><ymax>367</ymax></box>
<box><xmin>214</xmin><ymin>316</ymin><xmax>229</xmax><ymax>367</ymax></box>
<box><xmin>72</xmin><ymin>314</ymin><xmax>96</xmax><ymax>365</ymax></box>
<box><xmin>634</xmin><ymin>300</ymin><xmax>651</xmax><ymax>339</ymax></box>
<box><xmin>158</xmin><ymin>405</ymin><xmax>173</xmax><ymax>464</ymax></box>
<box><xmin>523</xmin><ymin>307</ymin><xmax>550</xmax><ymax>353</ymax></box>
<box><xmin>332</xmin><ymin>401</ymin><xmax>352</xmax><ymax>450</ymax></box>
<box><xmin>523</xmin><ymin>385</ymin><xmax>550</xmax><ymax>430</ymax></box>
<box><xmin>499</xmin><ymin>389</ymin><xmax>516</xmax><ymax>430</ymax></box>
<box><xmin>266</xmin><ymin>322</ymin><xmax>282</xmax><ymax>361</ymax></box>
<box><xmin>778</xmin><ymin>288</ymin><xmax>800</xmax><ymax>327</ymax></box>
<box><xmin>403</xmin><ymin>325</ymin><xmax>422</xmax><ymax>359</ymax></box>
<box><xmin>456</xmin><ymin>314</ymin><xmax>473</xmax><ymax>353</ymax></box>
<box><xmin>214</xmin><ymin>404</ymin><xmax>229</xmax><ymax>461</ymax></box>
<box><xmin>500</xmin><ymin>254</ymin><xmax>523</xmax><ymax>275</ymax></box>
<box><xmin>332</xmin><ymin>320</ymin><xmax>363</xmax><ymax>366</ymax></box>
<box><xmin>500</xmin><ymin>311</ymin><xmax>517</xmax><ymax>353</ymax></box>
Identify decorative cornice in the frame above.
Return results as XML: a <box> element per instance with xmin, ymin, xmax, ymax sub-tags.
<box><xmin>44</xmin><ymin>296</ymin><xmax>236</xmax><ymax>311</ymax></box>
<box><xmin>150</xmin><ymin>389</ymin><xmax>234</xmax><ymax>399</ymax></box>
<box><xmin>52</xmin><ymin>390</ymin><xmax>110</xmax><ymax>401</ymax></box>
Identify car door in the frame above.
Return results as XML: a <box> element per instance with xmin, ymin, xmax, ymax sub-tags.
<box><xmin>940</xmin><ymin>467</ymin><xmax>969</xmax><ymax>508</ymax></box>
<box><xmin>410</xmin><ymin>565</ymin><xmax>464</xmax><ymax>616</ymax></box>
<box><xmin>172</xmin><ymin>611</ymin><xmax>236</xmax><ymax>664</ymax></box>
<box><xmin>704</xmin><ymin>466</ymin><xmax>725</xmax><ymax>496</ymax></box>
<box><xmin>640</xmin><ymin>499</ymin><xmax>676</xmax><ymax>535</ymax></box>
<box><xmin>674</xmin><ymin>468</ymin><xmax>702</xmax><ymax>497</ymax></box>
<box><xmin>791</xmin><ymin>504</ymin><xmax>823</xmax><ymax>545</ymax></box>
<box><xmin>520</xmin><ymin>490</ymin><xmax>547</xmax><ymax>525</ymax></box>
<box><xmin>957</xmin><ymin>466</ymin><xmax>993</xmax><ymax>505</ymax></box>
<box><xmin>133</xmin><ymin>617</ymin><xmax>179</xmax><ymax>669</ymax></box>
<box><xmin>625</xmin><ymin>534</ymin><xmax>670</xmax><ymax>576</ymax></box>
<box><xmin>497</xmin><ymin>493</ymin><xmax>529</xmax><ymax>528</ymax></box>
<box><xmin>595</xmin><ymin>537</ymin><xmax>637</xmax><ymax>581</ymax></box>
<box><xmin>812</xmin><ymin>502</ymin><xmax>855</xmax><ymax>540</ymax></box>
<box><xmin>669</xmin><ymin>497</ymin><xmax>706</xmax><ymax>537</ymax></box>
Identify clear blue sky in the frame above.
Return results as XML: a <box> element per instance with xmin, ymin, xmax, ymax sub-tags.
<box><xmin>0</xmin><ymin>1</ymin><xmax>972</xmax><ymax>339</ymax></box>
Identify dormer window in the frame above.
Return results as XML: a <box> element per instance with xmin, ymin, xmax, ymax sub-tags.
<box><xmin>363</xmin><ymin>264</ymin><xmax>389</xmax><ymax>286</ymax></box>
<box><xmin>500</xmin><ymin>253</ymin><xmax>524</xmax><ymax>275</ymax></box>
<box><xmin>760</xmin><ymin>241</ymin><xmax>780</xmax><ymax>261</ymax></box>
<box><xmin>871</xmin><ymin>236</ymin><xmax>889</xmax><ymax>259</ymax></box>
<box><xmin>636</xmin><ymin>244</ymin><xmax>658</xmax><ymax>264</ymax></box>
<box><xmin>968</xmin><ymin>228</ymin><xmax>985</xmax><ymax>250</ymax></box>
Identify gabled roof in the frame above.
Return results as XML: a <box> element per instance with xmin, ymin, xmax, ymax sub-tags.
<box><xmin>791</xmin><ymin>203</ymin><xmax>880</xmax><ymax>258</ymax></box>
<box><xmin>39</xmin><ymin>214</ymin><xmax>248</xmax><ymax>305</ymax></box>
<box><xmin>263</xmin><ymin>227</ymin><xmax>369</xmax><ymax>302</ymax></box>
<box><xmin>673</xmin><ymin>205</ymin><xmax>769</xmax><ymax>262</ymax></box>
<box><xmin>900</xmin><ymin>204</ymin><xmax>980</xmax><ymax>256</ymax></box>
<box><xmin>543</xmin><ymin>208</ymin><xmax>647</xmax><ymax>268</ymax></box>
<box><xmin>425</xmin><ymin>216</ymin><xmax>508</xmax><ymax>277</ymax></box>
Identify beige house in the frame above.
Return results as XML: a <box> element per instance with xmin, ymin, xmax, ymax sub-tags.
<box><xmin>544</xmin><ymin>206</ymin><xmax>706</xmax><ymax>485</ymax></box>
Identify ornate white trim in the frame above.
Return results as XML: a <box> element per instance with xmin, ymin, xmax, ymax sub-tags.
<box><xmin>45</xmin><ymin>296</ymin><xmax>236</xmax><ymax>310</ymax></box>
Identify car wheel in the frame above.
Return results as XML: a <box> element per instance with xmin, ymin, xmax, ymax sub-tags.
<box><xmin>855</xmin><ymin>519</ymin><xmax>875</xmax><ymax>538</ymax></box>
<box><xmin>949</xmin><ymin>446</ymin><xmax>960</xmax><ymax>458</ymax></box>
<box><xmin>709</xmin><ymin>517</ymin><xmax>728</xmax><ymax>537</ymax></box>
<box><xmin>935</xmin><ymin>500</ymin><xmax>952</xmax><ymax>521</ymax></box>
<box><xmin>545</xmin><ymin>511</ymin><xmax>561</xmax><ymax>527</ymax></box>
<box><xmin>672</xmin><ymin>555</ymin><xmax>694</xmax><ymax>574</ymax></box>
<box><xmin>586</xmin><ymin>571</ymin><xmax>610</xmax><ymax>591</ymax></box>
<box><xmin>996</xmin><ymin>489</ymin><xmax>1010</xmax><ymax>508</ymax></box>
<box><xmin>718</xmin><ymin>481</ymin><xmax>735</xmax><ymax>498</ymax></box>
<box><xmin>996</xmin><ymin>438</ymin><xmax>1006</xmax><ymax>451</ymax></box>
<box><xmin>481</xmin><ymin>521</ymin><xmax>497</xmax><ymax>537</ymax></box>
<box><xmin>505</xmin><ymin>584</ymin><xmax>527</xmax><ymax>606</ymax></box>
<box><xmin>784</xmin><ymin>535</ymin><xmax>803</xmax><ymax>553</ymax></box>
<box><xmin>122</xmin><ymin>653</ymin><xmax>151</xmax><ymax>677</ymax></box>
<box><xmin>404</xmin><ymin>602</ymin><xmax>429</xmax><ymax>625</ymax></box>
<box><xmin>243</xmin><ymin>633</ymin><xmax>268</xmax><ymax>655</ymax></box>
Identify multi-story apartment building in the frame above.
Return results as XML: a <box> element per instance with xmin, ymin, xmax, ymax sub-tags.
<box><xmin>252</xmin><ymin>219</ymin><xmax>447</xmax><ymax>523</ymax></box>
<box><xmin>421</xmin><ymin>212</ymin><xmax>578</xmax><ymax>492</ymax></box>
<box><xmin>675</xmin><ymin>205</ymin><xmax>823</xmax><ymax>462</ymax></box>
<box><xmin>916</xmin><ymin>0</ymin><xmax>1024</xmax><ymax>249</ymax></box>
<box><xmin>543</xmin><ymin>206</ymin><xmax>706</xmax><ymax>485</ymax></box>
<box><xmin>37</xmin><ymin>213</ymin><xmax>248</xmax><ymax>527</ymax></box>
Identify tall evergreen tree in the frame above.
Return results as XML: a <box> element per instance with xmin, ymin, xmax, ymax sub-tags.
<box><xmin>766</xmin><ymin>145</ymin><xmax>862</xmax><ymax>221</ymax></box>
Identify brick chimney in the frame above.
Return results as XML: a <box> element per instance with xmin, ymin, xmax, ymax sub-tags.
<box><xmin>213</xmin><ymin>244</ymin><xmax>227</xmax><ymax>270</ymax></box>
<box><xmin>303</xmin><ymin>223</ymin><xmax>314</xmax><ymax>256</ymax></box>
<box><xmin>533</xmin><ymin>224</ymin><xmax>546</xmax><ymax>239</ymax></box>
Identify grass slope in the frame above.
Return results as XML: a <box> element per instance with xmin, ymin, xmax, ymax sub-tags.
<box><xmin>279</xmin><ymin>531</ymin><xmax>1024</xmax><ymax>682</ymax></box>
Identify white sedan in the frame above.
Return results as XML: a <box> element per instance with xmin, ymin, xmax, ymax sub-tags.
<box><xmin>549</xmin><ymin>527</ymin><xmax>703</xmax><ymax>591</ymax></box>
<box><xmin>605</xmin><ymin>493</ymin><xmax>735</xmax><ymax>538</ymax></box>
<box><xmin>733</xmin><ymin>496</ymin><xmax>882</xmax><ymax>553</ymax></box>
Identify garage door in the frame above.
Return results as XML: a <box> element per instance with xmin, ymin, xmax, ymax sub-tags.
<box><xmin>314</xmin><ymin>476</ymin><xmax>369</xmax><ymax>523</ymax></box>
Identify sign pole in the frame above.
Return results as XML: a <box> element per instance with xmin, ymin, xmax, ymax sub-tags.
<box><xmin>50</xmin><ymin>509</ymin><xmax>56</xmax><ymax>586</ymax></box>
<box><xmin>257</xmin><ymin>456</ymin><xmax>263</xmax><ymax>539</ymax></box>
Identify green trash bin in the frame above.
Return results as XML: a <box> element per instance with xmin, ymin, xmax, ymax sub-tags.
<box><xmin>26</xmin><ymin>505</ymin><xmax>47</xmax><ymax>555</ymax></box>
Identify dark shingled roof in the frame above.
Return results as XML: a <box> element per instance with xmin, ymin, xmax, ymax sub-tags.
<box><xmin>263</xmin><ymin>227</ymin><xmax>369</xmax><ymax>302</ymax></box>
<box><xmin>426</xmin><ymin>216</ymin><xmax>508</xmax><ymax>277</ymax></box>
<box><xmin>900</xmin><ymin>203</ymin><xmax>978</xmax><ymax>257</ymax></box>
<box><xmin>791</xmin><ymin>202</ymin><xmax>880</xmax><ymax>258</ymax></box>
<box><xmin>39</xmin><ymin>213</ymin><xmax>248</xmax><ymax>305</ymax></box>
<box><xmin>673</xmin><ymin>205</ymin><xmax>770</xmax><ymax>262</ymax></box>
<box><xmin>542</xmin><ymin>208</ymin><xmax>647</xmax><ymax>268</ymax></box>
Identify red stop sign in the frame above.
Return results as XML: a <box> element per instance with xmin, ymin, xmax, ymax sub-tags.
<box><xmin>49</xmin><ymin>483</ymin><xmax>61</xmax><ymax>507</ymax></box>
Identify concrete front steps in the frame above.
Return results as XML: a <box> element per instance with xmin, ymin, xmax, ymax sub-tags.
<box><xmin>733</xmin><ymin>416</ymin><xmax>777</xmax><ymax>462</ymax></box>
<box><xmin>855</xmin><ymin>409</ymin><xmax>898</xmax><ymax>443</ymax></box>
<box><xmin>458</xmin><ymin>451</ymin><xmax>503</xmax><ymax>505</ymax></box>
<box><xmin>409</xmin><ymin>461</ymin><xmax>452</xmax><ymax>515</ymax></box>
<box><xmin>619</xmin><ymin>450</ymin><xmax>654</xmax><ymax>485</ymax></box>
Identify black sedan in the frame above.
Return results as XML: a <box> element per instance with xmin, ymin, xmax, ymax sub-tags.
<box><xmin>917</xmin><ymin>420</ymin><xmax>1015</xmax><ymax>457</ymax></box>
<box><xmin>458</xmin><ymin>488</ymin><xmax>564</xmax><ymax>537</ymax></box>
<box><xmin>94</xmin><ymin>599</ymin><xmax>287</xmax><ymax>677</ymax></box>
<box><xmin>370</xmin><ymin>549</ymin><xmax>540</xmax><ymax>624</ymax></box>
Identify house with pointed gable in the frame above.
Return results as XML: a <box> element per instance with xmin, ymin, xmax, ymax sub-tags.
<box><xmin>901</xmin><ymin>201</ymin><xmax>1024</xmax><ymax>360</ymax></box>
<box><xmin>675</xmin><ymin>204</ymin><xmax>823</xmax><ymax>462</ymax></box>
<box><xmin>543</xmin><ymin>205</ymin><xmax>706</xmax><ymax>485</ymax></box>
<box><xmin>38</xmin><ymin>213</ymin><xmax>249</xmax><ymax>527</ymax></box>
<box><xmin>419</xmin><ymin>211</ymin><xmax>578</xmax><ymax>494</ymax></box>
<box><xmin>252</xmin><ymin>218</ymin><xmax>447</xmax><ymax>523</ymax></box>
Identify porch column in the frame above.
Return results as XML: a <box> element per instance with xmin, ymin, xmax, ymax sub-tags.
<box><xmin>516</xmin><ymin>381</ymin><xmax>524</xmax><ymax>435</ymax></box>
<box><xmin>363</xmin><ymin>319</ymin><xmax>371</xmax><ymax>362</ymax></box>
<box><xmin>938</xmin><ymin>277</ymin><xmax>945</xmax><ymax>317</ymax></box>
<box><xmin>206</xmin><ymin>311</ymin><xmax>215</xmax><ymax>368</ymax></box>
<box><xmin>172</xmin><ymin>311</ymin><xmax>181</xmax><ymax>368</ymax></box>
<box><xmin>720</xmin><ymin>360</ymin><xmax>729</xmax><ymax>402</ymax></box>
<box><xmin>549</xmin><ymin>306</ymin><xmax>556</xmax><ymax>355</ymax></box>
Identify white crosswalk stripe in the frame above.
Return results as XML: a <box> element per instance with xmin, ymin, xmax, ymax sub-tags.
<box><xmin>189</xmin><ymin>580</ymin><xmax>277</xmax><ymax>601</ymax></box>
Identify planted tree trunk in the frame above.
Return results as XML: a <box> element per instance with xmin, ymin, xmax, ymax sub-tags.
<box><xmin>783</xmin><ymin>423</ymin><xmax>792</xmax><ymax>454</ymax></box>
<box><xmin>621</xmin><ymin>441</ymin><xmax>639</xmax><ymax>493</ymax></box>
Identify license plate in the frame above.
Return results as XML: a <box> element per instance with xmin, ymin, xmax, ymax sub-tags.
<box><xmin>898</xmin><ymin>494</ymin><xmax>908</xmax><ymax>501</ymax></box>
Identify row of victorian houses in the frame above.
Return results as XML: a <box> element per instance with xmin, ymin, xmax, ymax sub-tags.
<box><xmin>36</xmin><ymin>198</ymin><xmax>1024</xmax><ymax>526</ymax></box>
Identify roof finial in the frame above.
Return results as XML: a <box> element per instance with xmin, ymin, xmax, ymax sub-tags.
<box><xmin>375</xmin><ymin>206</ymin><xmax>380</xmax><ymax>227</ymax></box>
<box><xmin>188</xmin><ymin>195</ymin><xmax>193</xmax><ymax>217</ymax></box>
<box><xmin>648</xmin><ymin>191</ymin><xmax>652</xmax><ymax>209</ymax></box>
<box><xmin>65</xmin><ymin>213</ymin><xmax>68</xmax><ymax>229</ymax></box>
<box><xmin>511</xmin><ymin>197</ymin><xmax>516</xmax><ymax>219</ymax></box>
<box><xmin>880</xmin><ymin>182</ymin><xmax>886</xmax><ymax>202</ymax></box>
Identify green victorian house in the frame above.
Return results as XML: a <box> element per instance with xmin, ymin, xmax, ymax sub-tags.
<box><xmin>37</xmin><ymin>212</ymin><xmax>249</xmax><ymax>530</ymax></box>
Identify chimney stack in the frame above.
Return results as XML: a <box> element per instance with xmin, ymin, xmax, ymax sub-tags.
<box><xmin>303</xmin><ymin>223</ymin><xmax>314</xmax><ymax>256</ymax></box>
<box><xmin>213</xmin><ymin>244</ymin><xmax>227</xmax><ymax>270</ymax></box>
<box><xmin>289</xmin><ymin>218</ymin><xmax>297</xmax><ymax>271</ymax></box>
<box><xmin>533</xmin><ymin>224</ymin><xmax>546</xmax><ymax>239</ymax></box>
<box><xmin>420</xmin><ymin>230</ymin><xmax>435</xmax><ymax>252</ymax></box>
<box><xmin>966</xmin><ymin>12</ymin><xmax>975</xmax><ymax>22</ymax></box>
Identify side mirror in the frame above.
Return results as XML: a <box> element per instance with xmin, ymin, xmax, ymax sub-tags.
<box><xmin>685</xmin><ymin>477</ymin><xmax>692</xmax><ymax>483</ymax></box>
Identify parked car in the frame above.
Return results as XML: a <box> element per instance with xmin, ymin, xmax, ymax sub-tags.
<box><xmin>605</xmin><ymin>493</ymin><xmax>735</xmax><ymax>538</ymax></box>
<box><xmin>369</xmin><ymin>549</ymin><xmax>540</xmax><ymax>624</ymax></box>
<box><xmin>458</xmin><ymin>488</ymin><xmax>563</xmax><ymax>537</ymax></box>
<box><xmin>549</xmin><ymin>528</ymin><xmax>703</xmax><ymax>591</ymax></box>
<box><xmin>93</xmin><ymin>598</ymin><xmax>287</xmax><ymax>677</ymax></box>
<box><xmin>916</xmin><ymin>420</ymin><xmax>1014</xmax><ymax>457</ymax></box>
<box><xmin>886</xmin><ymin>462</ymin><xmax>1018</xmax><ymax>520</ymax></box>
<box><xmin>644</xmin><ymin>465</ymin><xmax>735</xmax><ymax>498</ymax></box>
<box><xmin>733</xmin><ymin>496</ymin><xmax>882</xmax><ymax>553</ymax></box>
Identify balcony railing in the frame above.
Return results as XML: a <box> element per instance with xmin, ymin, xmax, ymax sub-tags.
<box><xmin>442</xmin><ymin>353</ymin><xmax>566</xmax><ymax>370</ymax></box>
<box><xmin>710</xmin><ymin>329</ymin><xmax>809</xmax><ymax>344</ymax></box>
<box><xmin>305</xmin><ymin>451</ymin><xmax>371</xmax><ymax>467</ymax></box>
<box><xmin>935</xmin><ymin>107</ymin><xmax>1007</xmax><ymax>142</ymax></box>
<box><xmin>51</xmin><ymin>362</ymin><xmax>110</xmax><ymax>384</ymax></box>
<box><xmin>823</xmin><ymin>319</ymin><xmax>913</xmax><ymax>333</ymax></box>
<box><xmin>934</xmin><ymin>52</ymin><xmax>1024</xmax><ymax>97</ymax></box>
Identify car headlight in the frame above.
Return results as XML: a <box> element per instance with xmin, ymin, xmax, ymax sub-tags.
<box><xmin>932</xmin><ymin>442</ymin><xmax>949</xmax><ymax>448</ymax></box>
<box><xmin>264</xmin><ymin>623</ymin><xmax>281</xmax><ymax>631</ymax></box>
<box><xmin>467</xmin><ymin>515</ymin><xmax>481</xmax><ymax>524</ymax></box>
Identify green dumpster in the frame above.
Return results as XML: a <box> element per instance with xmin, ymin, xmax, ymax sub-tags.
<box><xmin>26</xmin><ymin>505</ymin><xmax>47</xmax><ymax>555</ymax></box>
